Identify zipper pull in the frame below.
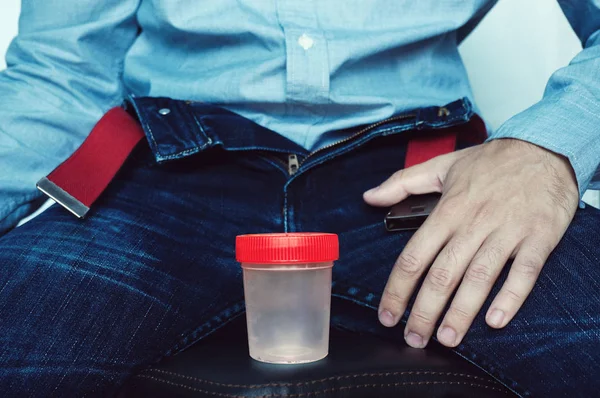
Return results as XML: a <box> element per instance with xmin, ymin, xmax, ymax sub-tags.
<box><xmin>288</xmin><ymin>154</ymin><xmax>299</xmax><ymax>175</ymax></box>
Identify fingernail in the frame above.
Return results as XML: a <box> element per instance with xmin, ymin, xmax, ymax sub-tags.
<box><xmin>405</xmin><ymin>332</ymin><xmax>426</xmax><ymax>348</ymax></box>
<box><xmin>438</xmin><ymin>326</ymin><xmax>457</xmax><ymax>346</ymax></box>
<box><xmin>488</xmin><ymin>309</ymin><xmax>505</xmax><ymax>327</ymax></box>
<box><xmin>364</xmin><ymin>186</ymin><xmax>379</xmax><ymax>196</ymax></box>
<box><xmin>379</xmin><ymin>309</ymin><xmax>396</xmax><ymax>327</ymax></box>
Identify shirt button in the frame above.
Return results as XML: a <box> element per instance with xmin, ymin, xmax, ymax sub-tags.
<box><xmin>158</xmin><ymin>108</ymin><xmax>171</xmax><ymax>115</ymax></box>
<box><xmin>298</xmin><ymin>33</ymin><xmax>314</xmax><ymax>50</ymax></box>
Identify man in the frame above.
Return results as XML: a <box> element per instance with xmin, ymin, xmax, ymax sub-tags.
<box><xmin>0</xmin><ymin>1</ymin><xmax>599</xmax><ymax>396</ymax></box>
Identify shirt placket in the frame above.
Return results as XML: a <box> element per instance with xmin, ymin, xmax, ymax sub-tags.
<box><xmin>276</xmin><ymin>0</ymin><xmax>330</xmax><ymax>105</ymax></box>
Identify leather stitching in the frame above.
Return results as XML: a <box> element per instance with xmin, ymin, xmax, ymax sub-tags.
<box><xmin>135</xmin><ymin>375</ymin><xmax>510</xmax><ymax>397</ymax></box>
<box><xmin>140</xmin><ymin>368</ymin><xmax>501</xmax><ymax>388</ymax></box>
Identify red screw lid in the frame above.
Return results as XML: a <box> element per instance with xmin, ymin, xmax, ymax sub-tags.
<box><xmin>236</xmin><ymin>233</ymin><xmax>339</xmax><ymax>264</ymax></box>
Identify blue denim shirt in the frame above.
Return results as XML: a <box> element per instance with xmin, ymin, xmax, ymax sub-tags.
<box><xmin>1</xmin><ymin>0</ymin><xmax>599</xmax><ymax>233</ymax></box>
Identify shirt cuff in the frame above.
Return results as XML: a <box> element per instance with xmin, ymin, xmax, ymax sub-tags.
<box><xmin>485</xmin><ymin>87</ymin><xmax>600</xmax><ymax>199</ymax></box>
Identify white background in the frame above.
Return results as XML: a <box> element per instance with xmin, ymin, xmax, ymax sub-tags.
<box><xmin>0</xmin><ymin>0</ymin><xmax>598</xmax><ymax>207</ymax></box>
<box><xmin>0</xmin><ymin>1</ymin><xmax>19</xmax><ymax>66</ymax></box>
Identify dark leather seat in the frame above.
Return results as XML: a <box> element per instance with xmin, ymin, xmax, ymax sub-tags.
<box><xmin>119</xmin><ymin>301</ymin><xmax>515</xmax><ymax>397</ymax></box>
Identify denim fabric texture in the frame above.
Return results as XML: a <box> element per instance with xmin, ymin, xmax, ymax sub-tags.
<box><xmin>0</xmin><ymin>98</ymin><xmax>598</xmax><ymax>397</ymax></box>
<box><xmin>2</xmin><ymin>1</ymin><xmax>600</xmax><ymax>233</ymax></box>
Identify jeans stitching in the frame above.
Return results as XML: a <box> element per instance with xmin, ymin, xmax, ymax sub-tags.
<box><xmin>186</xmin><ymin>102</ymin><xmax>210</xmax><ymax>142</ymax></box>
<box><xmin>288</xmin><ymin>124</ymin><xmax>415</xmax><ymax>182</ymax></box>
<box><xmin>142</xmin><ymin>368</ymin><xmax>502</xmax><ymax>388</ymax></box>
<box><xmin>156</xmin><ymin>147</ymin><xmax>201</xmax><ymax>162</ymax></box>
<box><xmin>296</xmin><ymin>112</ymin><xmax>472</xmax><ymax>175</ymax></box>
<box><xmin>152</xmin><ymin>101</ymin><xmax>208</xmax><ymax>161</ymax></box>
<box><xmin>283</xmin><ymin>188</ymin><xmax>289</xmax><ymax>232</ymax></box>
<box><xmin>141</xmin><ymin>113</ymin><xmax>162</xmax><ymax>159</ymax></box>
<box><xmin>330</xmin><ymin>283</ymin><xmax>528</xmax><ymax>397</ymax></box>
<box><xmin>135</xmin><ymin>375</ymin><xmax>510</xmax><ymax>397</ymax></box>
<box><xmin>256</xmin><ymin>156</ymin><xmax>289</xmax><ymax>177</ymax></box>
<box><xmin>226</xmin><ymin>147</ymin><xmax>305</xmax><ymax>156</ymax></box>
<box><xmin>127</xmin><ymin>98</ymin><xmax>163</xmax><ymax>159</ymax></box>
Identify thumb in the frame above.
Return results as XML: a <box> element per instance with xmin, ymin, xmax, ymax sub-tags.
<box><xmin>363</xmin><ymin>152</ymin><xmax>458</xmax><ymax>207</ymax></box>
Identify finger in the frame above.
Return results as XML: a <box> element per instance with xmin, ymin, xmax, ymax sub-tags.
<box><xmin>486</xmin><ymin>237</ymin><xmax>555</xmax><ymax>329</ymax></box>
<box><xmin>404</xmin><ymin>231</ymin><xmax>486</xmax><ymax>348</ymax></box>
<box><xmin>378</xmin><ymin>214</ymin><xmax>452</xmax><ymax>330</ymax></box>
<box><xmin>363</xmin><ymin>152</ymin><xmax>458</xmax><ymax>207</ymax></box>
<box><xmin>437</xmin><ymin>231</ymin><xmax>518</xmax><ymax>347</ymax></box>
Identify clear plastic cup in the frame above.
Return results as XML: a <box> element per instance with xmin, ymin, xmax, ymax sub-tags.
<box><xmin>236</xmin><ymin>233</ymin><xmax>339</xmax><ymax>364</ymax></box>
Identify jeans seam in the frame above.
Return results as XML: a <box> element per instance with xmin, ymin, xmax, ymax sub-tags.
<box><xmin>149</xmin><ymin>100</ymin><xmax>208</xmax><ymax>161</ymax></box>
<box><xmin>256</xmin><ymin>155</ymin><xmax>289</xmax><ymax>177</ymax></box>
<box><xmin>142</xmin><ymin>368</ymin><xmax>502</xmax><ymax>388</ymax></box>
<box><xmin>283</xmin><ymin>187</ymin><xmax>289</xmax><ymax>232</ymax></box>
<box><xmin>291</xmin><ymin>124</ymin><xmax>415</xmax><ymax>179</ymax></box>
<box><xmin>331</xmin><ymin>282</ymin><xmax>528</xmax><ymax>397</ymax></box>
<box><xmin>186</xmin><ymin>102</ymin><xmax>210</xmax><ymax>143</ymax></box>
<box><xmin>225</xmin><ymin>146</ymin><xmax>305</xmax><ymax>156</ymax></box>
<box><xmin>173</xmin><ymin>100</ymin><xmax>209</xmax><ymax>153</ymax></box>
<box><xmin>142</xmin><ymin>111</ymin><xmax>163</xmax><ymax>159</ymax></box>
<box><xmin>135</xmin><ymin>375</ymin><xmax>510</xmax><ymax>397</ymax></box>
<box><xmin>126</xmin><ymin>96</ymin><xmax>164</xmax><ymax>159</ymax></box>
<box><xmin>156</xmin><ymin>146</ymin><xmax>202</xmax><ymax>162</ymax></box>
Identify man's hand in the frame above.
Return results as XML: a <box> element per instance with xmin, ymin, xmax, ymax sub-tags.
<box><xmin>363</xmin><ymin>138</ymin><xmax>579</xmax><ymax>348</ymax></box>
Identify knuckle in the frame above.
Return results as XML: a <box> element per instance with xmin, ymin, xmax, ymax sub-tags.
<box><xmin>447</xmin><ymin>305</ymin><xmax>473</xmax><ymax>323</ymax></box>
<box><xmin>440</xmin><ymin>242</ymin><xmax>463</xmax><ymax>267</ymax></box>
<box><xmin>516</xmin><ymin>255</ymin><xmax>544</xmax><ymax>281</ymax></box>
<box><xmin>395</xmin><ymin>252</ymin><xmax>424</xmax><ymax>278</ymax></box>
<box><xmin>485</xmin><ymin>244</ymin><xmax>506</xmax><ymax>263</ymax></box>
<box><xmin>410</xmin><ymin>309</ymin><xmax>435</xmax><ymax>327</ymax></box>
<box><xmin>426</xmin><ymin>267</ymin><xmax>455</xmax><ymax>291</ymax></box>
<box><xmin>518</xmin><ymin>259</ymin><xmax>542</xmax><ymax>280</ymax></box>
<box><xmin>383</xmin><ymin>287</ymin><xmax>409</xmax><ymax>306</ymax></box>
<box><xmin>464</xmin><ymin>262</ymin><xmax>494</xmax><ymax>285</ymax></box>
<box><xmin>390</xmin><ymin>169</ymin><xmax>405</xmax><ymax>183</ymax></box>
<box><xmin>503</xmin><ymin>287</ymin><xmax>524</xmax><ymax>303</ymax></box>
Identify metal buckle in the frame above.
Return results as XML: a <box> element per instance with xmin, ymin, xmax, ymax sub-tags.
<box><xmin>36</xmin><ymin>177</ymin><xmax>90</xmax><ymax>218</ymax></box>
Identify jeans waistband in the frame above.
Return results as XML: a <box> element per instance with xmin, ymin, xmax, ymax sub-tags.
<box><xmin>126</xmin><ymin>96</ymin><xmax>480</xmax><ymax>164</ymax></box>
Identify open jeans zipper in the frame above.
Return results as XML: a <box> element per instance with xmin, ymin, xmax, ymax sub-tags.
<box><xmin>271</xmin><ymin>113</ymin><xmax>417</xmax><ymax>176</ymax></box>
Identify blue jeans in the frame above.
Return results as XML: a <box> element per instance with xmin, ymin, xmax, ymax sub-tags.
<box><xmin>1</xmin><ymin>98</ymin><xmax>598</xmax><ymax>397</ymax></box>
